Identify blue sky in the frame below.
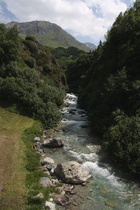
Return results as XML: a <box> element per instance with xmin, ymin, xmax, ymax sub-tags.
<box><xmin>0</xmin><ymin>0</ymin><xmax>135</xmax><ymax>45</ymax></box>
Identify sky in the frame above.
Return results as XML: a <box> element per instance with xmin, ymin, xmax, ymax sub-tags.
<box><xmin>0</xmin><ymin>0</ymin><xmax>136</xmax><ymax>45</ymax></box>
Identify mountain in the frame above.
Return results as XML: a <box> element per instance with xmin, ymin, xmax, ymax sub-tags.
<box><xmin>6</xmin><ymin>20</ymin><xmax>90</xmax><ymax>51</ymax></box>
<box><xmin>0</xmin><ymin>1</ymin><xmax>18</xmax><ymax>23</ymax></box>
<box><xmin>85</xmin><ymin>42</ymin><xmax>96</xmax><ymax>50</ymax></box>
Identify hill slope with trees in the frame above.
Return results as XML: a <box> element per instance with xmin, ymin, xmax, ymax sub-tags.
<box><xmin>66</xmin><ymin>2</ymin><xmax>140</xmax><ymax>176</ymax></box>
<box><xmin>0</xmin><ymin>24</ymin><xmax>66</xmax><ymax>128</ymax></box>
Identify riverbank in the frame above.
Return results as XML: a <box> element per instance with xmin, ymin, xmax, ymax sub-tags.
<box><xmin>0</xmin><ymin>107</ymin><xmax>34</xmax><ymax>210</ymax></box>
<box><xmin>41</xmin><ymin>93</ymin><xmax>140</xmax><ymax>210</ymax></box>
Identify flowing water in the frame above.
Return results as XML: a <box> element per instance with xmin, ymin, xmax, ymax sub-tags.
<box><xmin>46</xmin><ymin>93</ymin><xmax>140</xmax><ymax>210</ymax></box>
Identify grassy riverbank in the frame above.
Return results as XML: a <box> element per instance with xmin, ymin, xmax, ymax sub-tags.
<box><xmin>0</xmin><ymin>107</ymin><xmax>35</xmax><ymax>209</ymax></box>
<box><xmin>0</xmin><ymin>107</ymin><xmax>60</xmax><ymax>210</ymax></box>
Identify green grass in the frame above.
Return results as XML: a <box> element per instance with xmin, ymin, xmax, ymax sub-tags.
<box><xmin>0</xmin><ymin>107</ymin><xmax>34</xmax><ymax>210</ymax></box>
<box><xmin>0</xmin><ymin>107</ymin><xmax>59</xmax><ymax>210</ymax></box>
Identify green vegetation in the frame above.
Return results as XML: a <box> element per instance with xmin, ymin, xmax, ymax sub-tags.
<box><xmin>0</xmin><ymin>107</ymin><xmax>34</xmax><ymax>210</ymax></box>
<box><xmin>51</xmin><ymin>46</ymin><xmax>86</xmax><ymax>70</ymax></box>
<box><xmin>0</xmin><ymin>24</ymin><xmax>66</xmax><ymax>128</ymax></box>
<box><xmin>66</xmin><ymin>52</ymin><xmax>93</xmax><ymax>93</ymax></box>
<box><xmin>66</xmin><ymin>3</ymin><xmax>140</xmax><ymax>176</ymax></box>
<box><xmin>22</xmin><ymin>122</ymin><xmax>58</xmax><ymax>210</ymax></box>
<box><xmin>0</xmin><ymin>108</ymin><xmax>58</xmax><ymax>210</ymax></box>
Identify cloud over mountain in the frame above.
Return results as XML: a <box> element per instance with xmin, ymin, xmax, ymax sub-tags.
<box><xmin>3</xmin><ymin>0</ymin><xmax>134</xmax><ymax>44</ymax></box>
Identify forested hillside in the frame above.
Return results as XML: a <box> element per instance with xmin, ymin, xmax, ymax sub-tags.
<box><xmin>0</xmin><ymin>24</ymin><xmax>66</xmax><ymax>128</ymax></box>
<box><xmin>66</xmin><ymin>2</ymin><xmax>140</xmax><ymax>176</ymax></box>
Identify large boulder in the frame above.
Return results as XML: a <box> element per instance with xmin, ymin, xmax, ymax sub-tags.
<box><xmin>55</xmin><ymin>161</ymin><xmax>91</xmax><ymax>184</ymax></box>
<box><xmin>43</xmin><ymin>137</ymin><xmax>64</xmax><ymax>148</ymax></box>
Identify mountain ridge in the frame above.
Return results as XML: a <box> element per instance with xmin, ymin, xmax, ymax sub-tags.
<box><xmin>6</xmin><ymin>20</ymin><xmax>91</xmax><ymax>51</ymax></box>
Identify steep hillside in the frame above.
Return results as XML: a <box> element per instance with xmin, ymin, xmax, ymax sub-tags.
<box><xmin>0</xmin><ymin>24</ymin><xmax>66</xmax><ymax>127</ymax></box>
<box><xmin>6</xmin><ymin>20</ymin><xmax>90</xmax><ymax>51</ymax></box>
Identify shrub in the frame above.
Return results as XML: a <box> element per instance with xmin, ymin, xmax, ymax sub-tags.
<box><xmin>104</xmin><ymin>109</ymin><xmax>140</xmax><ymax>175</ymax></box>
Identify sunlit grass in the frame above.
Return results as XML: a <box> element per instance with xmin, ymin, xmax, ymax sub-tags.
<box><xmin>0</xmin><ymin>107</ymin><xmax>34</xmax><ymax>210</ymax></box>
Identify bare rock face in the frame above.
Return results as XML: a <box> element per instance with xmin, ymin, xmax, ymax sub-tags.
<box><xmin>55</xmin><ymin>161</ymin><xmax>91</xmax><ymax>184</ymax></box>
<box><xmin>43</xmin><ymin>137</ymin><xmax>64</xmax><ymax>148</ymax></box>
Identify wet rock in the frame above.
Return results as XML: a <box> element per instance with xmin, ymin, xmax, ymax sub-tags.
<box><xmin>81</xmin><ymin>124</ymin><xmax>88</xmax><ymax>128</ymax></box>
<box><xmin>57</xmin><ymin>184</ymin><xmax>74</xmax><ymax>195</ymax></box>
<box><xmin>43</xmin><ymin>137</ymin><xmax>64</xmax><ymax>148</ymax></box>
<box><xmin>62</xmin><ymin>128</ymin><xmax>68</xmax><ymax>132</ymax></box>
<box><xmin>55</xmin><ymin>161</ymin><xmax>91</xmax><ymax>184</ymax></box>
<box><xmin>81</xmin><ymin>114</ymin><xmax>86</xmax><ymax>117</ymax></box>
<box><xmin>69</xmin><ymin>109</ymin><xmax>76</xmax><ymax>115</ymax></box>
<box><xmin>69</xmin><ymin>109</ymin><xmax>77</xmax><ymax>112</ymax></box>
<box><xmin>64</xmin><ymin>102</ymin><xmax>70</xmax><ymax>107</ymax></box>
<box><xmin>45</xmin><ymin>201</ymin><xmax>56</xmax><ymax>210</ymax></box>
<box><xmin>53</xmin><ymin>192</ymin><xmax>71</xmax><ymax>206</ymax></box>
<box><xmin>105</xmin><ymin>200</ymin><xmax>118</xmax><ymax>208</ymax></box>
<box><xmin>78</xmin><ymin>110</ymin><xmax>86</xmax><ymax>115</ymax></box>
<box><xmin>39</xmin><ymin>177</ymin><xmax>53</xmax><ymax>188</ymax></box>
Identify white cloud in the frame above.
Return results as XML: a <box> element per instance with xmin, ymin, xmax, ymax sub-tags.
<box><xmin>4</xmin><ymin>0</ymin><xmax>130</xmax><ymax>45</ymax></box>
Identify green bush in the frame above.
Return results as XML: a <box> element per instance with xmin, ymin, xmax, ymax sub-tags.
<box><xmin>25</xmin><ymin>57</ymin><xmax>36</xmax><ymax>68</ymax></box>
<box><xmin>104</xmin><ymin>110</ymin><xmax>140</xmax><ymax>175</ymax></box>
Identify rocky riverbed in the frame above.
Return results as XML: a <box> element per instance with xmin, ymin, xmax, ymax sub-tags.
<box><xmin>33</xmin><ymin>93</ymin><xmax>140</xmax><ymax>210</ymax></box>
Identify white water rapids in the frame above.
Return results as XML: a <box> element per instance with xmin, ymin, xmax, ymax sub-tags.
<box><xmin>46</xmin><ymin>93</ymin><xmax>140</xmax><ymax>210</ymax></box>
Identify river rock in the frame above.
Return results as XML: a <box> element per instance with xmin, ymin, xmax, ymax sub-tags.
<box><xmin>43</xmin><ymin>137</ymin><xmax>64</xmax><ymax>148</ymax></box>
<box><xmin>41</xmin><ymin>157</ymin><xmax>55</xmax><ymax>166</ymax></box>
<box><xmin>81</xmin><ymin>124</ymin><xmax>88</xmax><ymax>128</ymax></box>
<box><xmin>39</xmin><ymin>177</ymin><xmax>53</xmax><ymax>188</ymax></box>
<box><xmin>34</xmin><ymin>136</ymin><xmax>41</xmax><ymax>142</ymax></box>
<box><xmin>41</xmin><ymin>157</ymin><xmax>56</xmax><ymax>174</ymax></box>
<box><xmin>78</xmin><ymin>110</ymin><xmax>86</xmax><ymax>115</ymax></box>
<box><xmin>55</xmin><ymin>161</ymin><xmax>91</xmax><ymax>184</ymax></box>
<box><xmin>45</xmin><ymin>201</ymin><xmax>56</xmax><ymax>210</ymax></box>
<box><xmin>69</xmin><ymin>110</ymin><xmax>75</xmax><ymax>115</ymax></box>
<box><xmin>53</xmin><ymin>192</ymin><xmax>71</xmax><ymax>206</ymax></box>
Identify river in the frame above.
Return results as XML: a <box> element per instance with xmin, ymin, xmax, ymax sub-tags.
<box><xmin>45</xmin><ymin>93</ymin><xmax>140</xmax><ymax>210</ymax></box>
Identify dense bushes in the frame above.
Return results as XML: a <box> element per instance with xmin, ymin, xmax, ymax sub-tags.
<box><xmin>104</xmin><ymin>110</ymin><xmax>140</xmax><ymax>175</ymax></box>
<box><xmin>0</xmin><ymin>62</ymin><xmax>63</xmax><ymax>127</ymax></box>
<box><xmin>0</xmin><ymin>24</ymin><xmax>65</xmax><ymax>128</ymax></box>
